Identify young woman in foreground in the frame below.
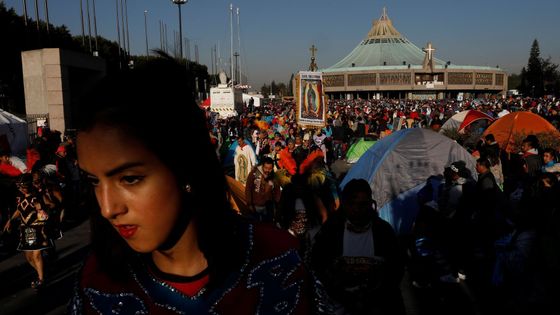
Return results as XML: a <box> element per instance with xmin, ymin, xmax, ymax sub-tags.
<box><xmin>69</xmin><ymin>56</ymin><xmax>328</xmax><ymax>314</ymax></box>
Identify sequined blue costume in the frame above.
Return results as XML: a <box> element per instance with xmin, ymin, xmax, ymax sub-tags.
<box><xmin>69</xmin><ymin>223</ymin><xmax>330</xmax><ymax>314</ymax></box>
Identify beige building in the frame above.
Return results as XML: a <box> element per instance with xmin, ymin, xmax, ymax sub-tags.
<box><xmin>21</xmin><ymin>48</ymin><xmax>106</xmax><ymax>135</ymax></box>
<box><xmin>321</xmin><ymin>8</ymin><xmax>507</xmax><ymax>100</ymax></box>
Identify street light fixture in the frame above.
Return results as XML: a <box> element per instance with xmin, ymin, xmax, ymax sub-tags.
<box><xmin>171</xmin><ymin>0</ymin><xmax>188</xmax><ymax>59</ymax></box>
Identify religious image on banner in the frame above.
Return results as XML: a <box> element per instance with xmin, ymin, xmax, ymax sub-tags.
<box><xmin>297</xmin><ymin>71</ymin><xmax>325</xmax><ymax>127</ymax></box>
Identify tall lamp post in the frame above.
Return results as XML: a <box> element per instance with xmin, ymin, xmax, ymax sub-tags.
<box><xmin>144</xmin><ymin>10</ymin><xmax>149</xmax><ymax>57</ymax></box>
<box><xmin>171</xmin><ymin>0</ymin><xmax>187</xmax><ymax>59</ymax></box>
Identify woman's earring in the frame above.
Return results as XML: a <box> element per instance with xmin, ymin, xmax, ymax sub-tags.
<box><xmin>184</xmin><ymin>184</ymin><xmax>192</xmax><ymax>193</ymax></box>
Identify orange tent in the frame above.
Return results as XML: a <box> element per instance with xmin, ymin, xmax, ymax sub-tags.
<box><xmin>482</xmin><ymin>111</ymin><xmax>559</xmax><ymax>152</ymax></box>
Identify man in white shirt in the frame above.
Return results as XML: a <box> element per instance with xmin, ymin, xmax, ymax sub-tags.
<box><xmin>234</xmin><ymin>136</ymin><xmax>256</xmax><ymax>185</ymax></box>
<box><xmin>312</xmin><ymin>179</ymin><xmax>406</xmax><ymax>315</ymax></box>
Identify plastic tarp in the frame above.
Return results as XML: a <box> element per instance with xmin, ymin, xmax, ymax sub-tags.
<box><xmin>340</xmin><ymin>128</ymin><xmax>477</xmax><ymax>235</ymax></box>
<box><xmin>440</xmin><ymin>110</ymin><xmax>494</xmax><ymax>133</ymax></box>
<box><xmin>482</xmin><ymin>111</ymin><xmax>560</xmax><ymax>153</ymax></box>
<box><xmin>0</xmin><ymin>109</ymin><xmax>28</xmax><ymax>156</ymax></box>
<box><xmin>346</xmin><ymin>138</ymin><xmax>376</xmax><ymax>163</ymax></box>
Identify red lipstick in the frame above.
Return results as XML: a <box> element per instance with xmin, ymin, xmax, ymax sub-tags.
<box><xmin>115</xmin><ymin>225</ymin><xmax>137</xmax><ymax>239</ymax></box>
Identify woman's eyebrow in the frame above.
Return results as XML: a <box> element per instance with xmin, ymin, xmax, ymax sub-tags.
<box><xmin>105</xmin><ymin>162</ymin><xmax>145</xmax><ymax>177</ymax></box>
<box><xmin>80</xmin><ymin>162</ymin><xmax>145</xmax><ymax>178</ymax></box>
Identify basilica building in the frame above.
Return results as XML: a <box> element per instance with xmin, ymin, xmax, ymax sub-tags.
<box><xmin>321</xmin><ymin>8</ymin><xmax>507</xmax><ymax>100</ymax></box>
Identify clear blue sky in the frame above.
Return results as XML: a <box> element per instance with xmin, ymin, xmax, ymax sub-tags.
<box><xmin>5</xmin><ymin>0</ymin><xmax>560</xmax><ymax>90</ymax></box>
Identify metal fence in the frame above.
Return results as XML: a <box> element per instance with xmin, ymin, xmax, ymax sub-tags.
<box><xmin>25</xmin><ymin>113</ymin><xmax>49</xmax><ymax>143</ymax></box>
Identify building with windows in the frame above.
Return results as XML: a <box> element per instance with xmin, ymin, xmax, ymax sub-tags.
<box><xmin>321</xmin><ymin>8</ymin><xmax>507</xmax><ymax>100</ymax></box>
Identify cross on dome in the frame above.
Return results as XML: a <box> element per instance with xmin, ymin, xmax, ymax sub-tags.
<box><xmin>367</xmin><ymin>7</ymin><xmax>402</xmax><ymax>39</ymax></box>
<box><xmin>310</xmin><ymin>45</ymin><xmax>318</xmax><ymax>59</ymax></box>
<box><xmin>309</xmin><ymin>44</ymin><xmax>318</xmax><ymax>71</ymax></box>
<box><xmin>423</xmin><ymin>42</ymin><xmax>435</xmax><ymax>61</ymax></box>
<box><xmin>381</xmin><ymin>7</ymin><xmax>388</xmax><ymax>20</ymax></box>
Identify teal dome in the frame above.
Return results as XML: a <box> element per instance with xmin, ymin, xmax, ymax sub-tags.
<box><xmin>326</xmin><ymin>8</ymin><xmax>446</xmax><ymax>70</ymax></box>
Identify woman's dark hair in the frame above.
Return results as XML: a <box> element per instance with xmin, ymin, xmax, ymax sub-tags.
<box><xmin>277</xmin><ymin>174</ymin><xmax>322</xmax><ymax>229</ymax></box>
<box><xmin>77</xmin><ymin>55</ymin><xmax>243</xmax><ymax>287</ymax></box>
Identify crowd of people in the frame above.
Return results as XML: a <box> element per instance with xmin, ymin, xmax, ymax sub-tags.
<box><xmin>210</xmin><ymin>95</ymin><xmax>560</xmax><ymax>314</ymax></box>
<box><xmin>1</xmin><ymin>127</ymin><xmax>84</xmax><ymax>289</ymax></box>
<box><xmin>0</xmin><ymin>54</ymin><xmax>559</xmax><ymax>314</ymax></box>
<box><xmin>208</xmin><ymin>96</ymin><xmax>559</xmax><ymax>172</ymax></box>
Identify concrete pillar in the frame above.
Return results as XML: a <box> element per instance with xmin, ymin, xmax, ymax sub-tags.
<box><xmin>21</xmin><ymin>48</ymin><xmax>106</xmax><ymax>135</ymax></box>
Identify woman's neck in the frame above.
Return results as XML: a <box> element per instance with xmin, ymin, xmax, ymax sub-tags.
<box><xmin>151</xmin><ymin>221</ymin><xmax>208</xmax><ymax>277</ymax></box>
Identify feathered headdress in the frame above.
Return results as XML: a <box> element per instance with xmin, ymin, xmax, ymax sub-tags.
<box><xmin>274</xmin><ymin>168</ymin><xmax>293</xmax><ymax>187</ymax></box>
<box><xmin>254</xmin><ymin>120</ymin><xmax>269</xmax><ymax>131</ymax></box>
<box><xmin>298</xmin><ymin>150</ymin><xmax>324</xmax><ymax>175</ymax></box>
<box><xmin>299</xmin><ymin>150</ymin><xmax>341</xmax><ymax>210</ymax></box>
<box><xmin>278</xmin><ymin>148</ymin><xmax>297</xmax><ymax>175</ymax></box>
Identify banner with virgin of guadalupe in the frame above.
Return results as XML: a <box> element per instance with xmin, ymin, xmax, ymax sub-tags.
<box><xmin>296</xmin><ymin>71</ymin><xmax>326</xmax><ymax>128</ymax></box>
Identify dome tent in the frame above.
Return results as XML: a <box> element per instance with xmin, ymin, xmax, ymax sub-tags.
<box><xmin>482</xmin><ymin>111</ymin><xmax>560</xmax><ymax>153</ymax></box>
<box><xmin>0</xmin><ymin>109</ymin><xmax>28</xmax><ymax>157</ymax></box>
<box><xmin>440</xmin><ymin>110</ymin><xmax>494</xmax><ymax>133</ymax></box>
<box><xmin>341</xmin><ymin>128</ymin><xmax>476</xmax><ymax>235</ymax></box>
<box><xmin>345</xmin><ymin>138</ymin><xmax>376</xmax><ymax>163</ymax></box>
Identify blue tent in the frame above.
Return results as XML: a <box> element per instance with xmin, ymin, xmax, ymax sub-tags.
<box><xmin>0</xmin><ymin>109</ymin><xmax>28</xmax><ymax>157</ymax></box>
<box><xmin>340</xmin><ymin>128</ymin><xmax>476</xmax><ymax>235</ymax></box>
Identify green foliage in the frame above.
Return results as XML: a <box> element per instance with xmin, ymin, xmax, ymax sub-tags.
<box><xmin>261</xmin><ymin>81</ymin><xmax>288</xmax><ymax>98</ymax></box>
<box><xmin>287</xmin><ymin>73</ymin><xmax>294</xmax><ymax>96</ymax></box>
<box><xmin>260</xmin><ymin>84</ymin><xmax>272</xmax><ymax>98</ymax></box>
<box><xmin>74</xmin><ymin>35</ymin><xmax>125</xmax><ymax>74</ymax></box>
<box><xmin>0</xmin><ymin>3</ymin><xmax>80</xmax><ymax>113</ymax></box>
<box><xmin>542</xmin><ymin>57</ymin><xmax>560</xmax><ymax>96</ymax></box>
<box><xmin>518</xmin><ymin>39</ymin><xmax>560</xmax><ymax>97</ymax></box>
<box><xmin>131</xmin><ymin>51</ymin><xmax>210</xmax><ymax>101</ymax></box>
<box><xmin>0</xmin><ymin>2</ymin><xmax>212</xmax><ymax>113</ymax></box>
<box><xmin>526</xmin><ymin>39</ymin><xmax>544</xmax><ymax>96</ymax></box>
<box><xmin>517</xmin><ymin>67</ymin><xmax>527</xmax><ymax>93</ymax></box>
<box><xmin>510</xmin><ymin>131</ymin><xmax>560</xmax><ymax>153</ymax></box>
<box><xmin>508</xmin><ymin>73</ymin><xmax>521</xmax><ymax>91</ymax></box>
